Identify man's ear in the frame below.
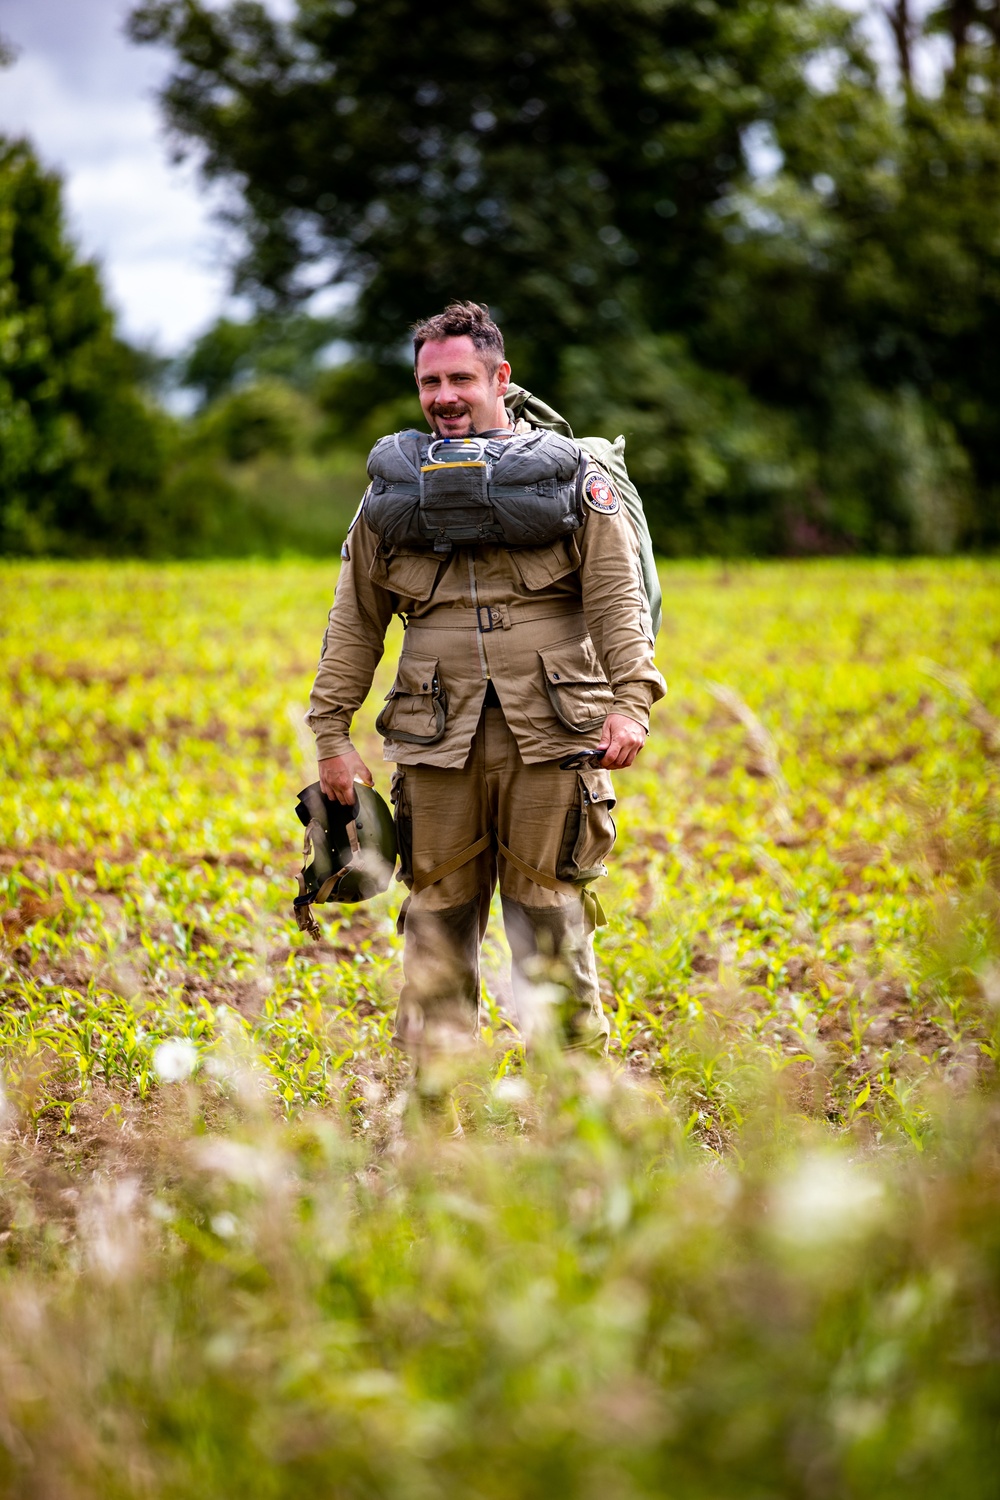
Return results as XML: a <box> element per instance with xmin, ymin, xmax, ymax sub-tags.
<box><xmin>496</xmin><ymin>359</ymin><xmax>512</xmax><ymax>395</ymax></box>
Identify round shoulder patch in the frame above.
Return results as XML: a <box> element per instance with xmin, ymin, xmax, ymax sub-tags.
<box><xmin>583</xmin><ymin>470</ymin><xmax>620</xmax><ymax>515</ymax></box>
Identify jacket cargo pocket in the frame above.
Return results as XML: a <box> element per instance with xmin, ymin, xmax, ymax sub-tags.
<box><xmin>556</xmin><ymin>768</ymin><xmax>617</xmax><ymax>883</ymax></box>
<box><xmin>539</xmin><ymin>639</ymin><xmax>615</xmax><ymax>733</ymax></box>
<box><xmin>509</xmin><ymin>536</ymin><xmax>580</xmax><ymax>591</ymax></box>
<box><xmin>389</xmin><ymin>769</ymin><xmax>413</xmax><ymax>887</ymax></box>
<box><xmin>376</xmin><ymin>655</ymin><xmax>447</xmax><ymax>744</ymax></box>
<box><xmin>369</xmin><ymin>547</ymin><xmax>443</xmax><ymax>601</ymax></box>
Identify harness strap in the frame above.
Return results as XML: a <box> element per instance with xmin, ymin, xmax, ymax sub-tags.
<box><xmin>392</xmin><ymin>431</ymin><xmax>422</xmax><ymax>479</ymax></box>
<box><xmin>495</xmin><ymin>838</ymin><xmax>565</xmax><ymax>894</ymax></box>
<box><xmin>496</xmin><ymin>838</ymin><xmax>606</xmax><ymax>927</ymax></box>
<box><xmin>410</xmin><ymin>832</ymin><xmax>493</xmax><ymax>894</ymax></box>
<box><xmin>408</xmin><ymin>832</ymin><xmax>607</xmax><ymax>927</ymax></box>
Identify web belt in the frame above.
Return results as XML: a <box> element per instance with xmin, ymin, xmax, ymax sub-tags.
<box><xmin>405</xmin><ymin>604</ymin><xmax>586</xmax><ymax>634</ymax></box>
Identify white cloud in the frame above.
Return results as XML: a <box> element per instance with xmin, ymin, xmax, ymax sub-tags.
<box><xmin>0</xmin><ymin>0</ymin><xmax>234</xmax><ymax>351</ymax></box>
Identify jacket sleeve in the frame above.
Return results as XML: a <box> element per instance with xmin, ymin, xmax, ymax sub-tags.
<box><xmin>305</xmin><ymin>512</ymin><xmax>397</xmax><ymax>760</ymax></box>
<box><xmin>577</xmin><ymin>469</ymin><xmax>666</xmax><ymax>730</ymax></box>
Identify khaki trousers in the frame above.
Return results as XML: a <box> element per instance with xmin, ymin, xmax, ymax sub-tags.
<box><xmin>390</xmin><ymin>703</ymin><xmax>616</xmax><ymax>1053</ymax></box>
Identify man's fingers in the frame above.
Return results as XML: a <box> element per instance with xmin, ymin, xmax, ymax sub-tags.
<box><xmin>598</xmin><ymin>729</ymin><xmax>644</xmax><ymax>769</ymax></box>
<box><xmin>594</xmin><ymin>714</ymin><xmax>647</xmax><ymax>771</ymax></box>
<box><xmin>319</xmin><ymin>768</ymin><xmax>355</xmax><ymax>803</ymax></box>
<box><xmin>318</xmin><ymin>751</ymin><xmax>374</xmax><ymax>803</ymax></box>
<box><xmin>321</xmin><ymin>775</ymin><xmax>352</xmax><ymax>804</ymax></box>
<box><xmin>600</xmin><ymin>739</ymin><xmax>627</xmax><ymax>770</ymax></box>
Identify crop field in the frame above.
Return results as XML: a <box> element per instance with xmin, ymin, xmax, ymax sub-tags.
<box><xmin>1</xmin><ymin>558</ymin><xmax>999</xmax><ymax>1498</ymax></box>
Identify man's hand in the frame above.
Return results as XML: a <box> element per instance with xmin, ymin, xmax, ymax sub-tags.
<box><xmin>595</xmin><ymin>713</ymin><xmax>647</xmax><ymax>771</ymax></box>
<box><xmin>318</xmin><ymin>750</ymin><xmax>374</xmax><ymax>805</ymax></box>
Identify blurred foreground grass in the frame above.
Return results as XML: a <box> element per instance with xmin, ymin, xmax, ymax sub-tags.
<box><xmin>0</xmin><ymin>558</ymin><xmax>998</xmax><ymax>1496</ymax></box>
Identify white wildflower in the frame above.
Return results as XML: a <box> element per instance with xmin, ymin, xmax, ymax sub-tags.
<box><xmin>493</xmin><ymin>1076</ymin><xmax>529</xmax><ymax>1103</ymax></box>
<box><xmin>770</xmin><ymin>1153</ymin><xmax>884</xmax><ymax>1247</ymax></box>
<box><xmin>153</xmin><ymin>1038</ymin><xmax>198</xmax><ymax>1082</ymax></box>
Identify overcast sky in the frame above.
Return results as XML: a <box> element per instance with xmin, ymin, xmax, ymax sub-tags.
<box><xmin>0</xmin><ymin>0</ymin><xmax>234</xmax><ymax>353</ymax></box>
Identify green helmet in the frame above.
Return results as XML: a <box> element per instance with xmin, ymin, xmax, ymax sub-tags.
<box><xmin>293</xmin><ymin>782</ymin><xmax>397</xmax><ymax>937</ymax></box>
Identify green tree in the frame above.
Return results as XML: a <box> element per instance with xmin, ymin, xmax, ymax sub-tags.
<box><xmin>128</xmin><ymin>0</ymin><xmax>839</xmax><ymax>390</ymax></box>
<box><xmin>179</xmin><ymin>309</ymin><xmax>344</xmax><ymax>407</ymax></box>
<box><xmin>561</xmin><ymin>334</ymin><xmax>813</xmax><ymax>555</ymax></box>
<box><xmin>131</xmin><ymin>0</ymin><xmax>1000</xmax><ymax>553</ymax></box>
<box><xmin>702</xmin><ymin>1</ymin><xmax>1000</xmax><ymax>547</ymax></box>
<box><xmin>0</xmin><ymin>136</ymin><xmax>170</xmax><ymax>555</ymax></box>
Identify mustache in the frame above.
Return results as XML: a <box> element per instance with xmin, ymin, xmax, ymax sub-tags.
<box><xmin>430</xmin><ymin>401</ymin><xmax>471</xmax><ymax>417</ymax></box>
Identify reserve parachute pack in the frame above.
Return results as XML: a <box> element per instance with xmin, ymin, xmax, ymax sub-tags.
<box><xmin>504</xmin><ymin>383</ymin><xmax>662</xmax><ymax>637</ymax></box>
<box><xmin>363</xmin><ymin>388</ymin><xmax>661</xmax><ymax>637</ymax></box>
<box><xmin>365</xmin><ymin>428</ymin><xmax>586</xmax><ymax>553</ymax></box>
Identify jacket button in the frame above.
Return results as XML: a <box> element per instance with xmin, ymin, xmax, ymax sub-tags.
<box><xmin>422</xmin><ymin>682</ymin><xmax>429</xmax><ymax>689</ymax></box>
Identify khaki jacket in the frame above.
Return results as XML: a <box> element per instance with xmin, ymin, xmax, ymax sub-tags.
<box><xmin>307</xmin><ymin>442</ymin><xmax>666</xmax><ymax>769</ymax></box>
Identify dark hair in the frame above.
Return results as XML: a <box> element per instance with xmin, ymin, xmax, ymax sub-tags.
<box><xmin>411</xmin><ymin>301</ymin><xmax>505</xmax><ymax>371</ymax></box>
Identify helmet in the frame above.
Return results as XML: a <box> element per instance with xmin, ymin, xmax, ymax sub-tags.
<box><xmin>293</xmin><ymin>782</ymin><xmax>397</xmax><ymax>937</ymax></box>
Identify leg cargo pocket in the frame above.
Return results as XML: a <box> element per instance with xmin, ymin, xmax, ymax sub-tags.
<box><xmin>556</xmin><ymin>768</ymin><xmax>617</xmax><ymax>883</ymax></box>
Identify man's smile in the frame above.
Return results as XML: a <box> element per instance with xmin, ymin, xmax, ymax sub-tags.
<box><xmin>431</xmin><ymin>402</ymin><xmax>473</xmax><ymax>433</ymax></box>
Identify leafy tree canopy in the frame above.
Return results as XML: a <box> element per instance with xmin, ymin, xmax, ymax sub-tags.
<box><xmin>129</xmin><ymin>0</ymin><xmax>841</xmax><ymax>388</ymax></box>
<box><xmin>0</xmin><ymin>135</ymin><xmax>170</xmax><ymax>555</ymax></box>
<box><xmin>178</xmin><ymin>308</ymin><xmax>345</xmax><ymax>406</ymax></box>
<box><xmin>127</xmin><ymin>0</ymin><xmax>1000</xmax><ymax>553</ymax></box>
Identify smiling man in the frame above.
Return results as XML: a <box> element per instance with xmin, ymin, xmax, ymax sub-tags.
<box><xmin>307</xmin><ymin>301</ymin><xmax>664</xmax><ymax>1068</ymax></box>
<box><xmin>414</xmin><ymin>327</ymin><xmax>512</xmax><ymax>438</ymax></box>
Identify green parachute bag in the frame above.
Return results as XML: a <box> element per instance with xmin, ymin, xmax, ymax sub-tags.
<box><xmin>505</xmin><ymin>383</ymin><xmax>662</xmax><ymax>637</ymax></box>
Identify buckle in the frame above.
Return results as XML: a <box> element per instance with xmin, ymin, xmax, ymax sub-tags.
<box><xmin>293</xmin><ymin>901</ymin><xmax>322</xmax><ymax>940</ymax></box>
<box><xmin>477</xmin><ymin>604</ymin><xmax>503</xmax><ymax>632</ymax></box>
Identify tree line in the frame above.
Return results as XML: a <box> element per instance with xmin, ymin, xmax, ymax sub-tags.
<box><xmin>3</xmin><ymin>0</ymin><xmax>1000</xmax><ymax>557</ymax></box>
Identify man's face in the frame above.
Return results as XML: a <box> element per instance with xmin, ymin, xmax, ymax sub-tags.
<box><xmin>415</xmin><ymin>336</ymin><xmax>511</xmax><ymax>437</ymax></box>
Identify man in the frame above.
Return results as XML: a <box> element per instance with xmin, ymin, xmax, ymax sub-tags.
<box><xmin>307</xmin><ymin>301</ymin><xmax>664</xmax><ymax>1056</ymax></box>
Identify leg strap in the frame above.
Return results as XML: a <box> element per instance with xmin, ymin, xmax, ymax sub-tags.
<box><xmin>409</xmin><ymin>832</ymin><xmax>606</xmax><ymax>927</ymax></box>
<box><xmin>497</xmin><ymin>839</ymin><xmax>606</xmax><ymax>928</ymax></box>
<box><xmin>410</xmin><ymin>832</ymin><xmax>493</xmax><ymax>895</ymax></box>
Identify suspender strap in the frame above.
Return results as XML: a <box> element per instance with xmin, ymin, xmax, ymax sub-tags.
<box><xmin>410</xmin><ymin>832</ymin><xmax>493</xmax><ymax>894</ymax></box>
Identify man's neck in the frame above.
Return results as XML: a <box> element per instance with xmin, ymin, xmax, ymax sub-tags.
<box><xmin>476</xmin><ymin>401</ymin><xmax>514</xmax><ymax>437</ymax></box>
